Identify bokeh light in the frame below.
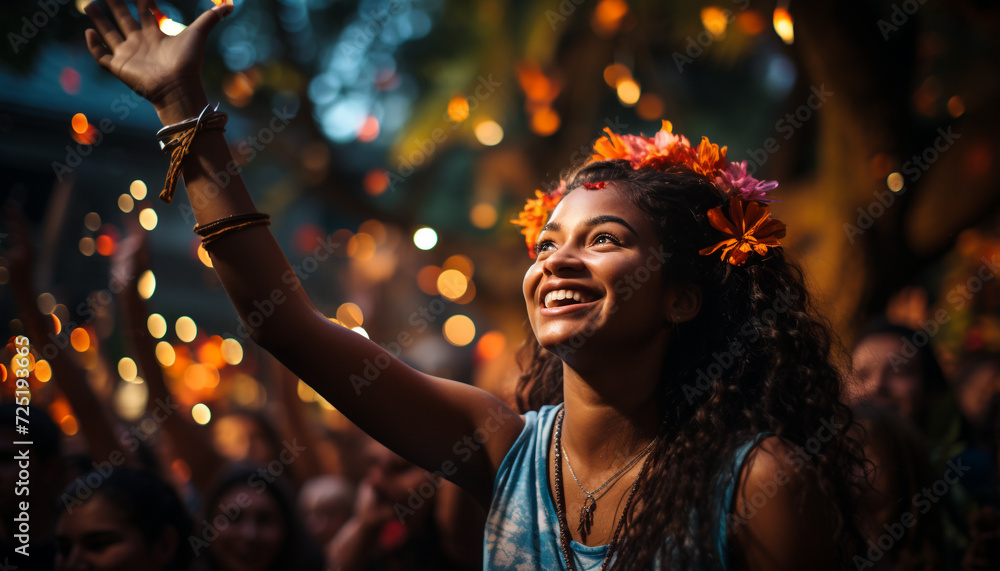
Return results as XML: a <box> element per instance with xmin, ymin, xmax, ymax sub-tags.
<box><xmin>130</xmin><ymin>180</ymin><xmax>148</xmax><ymax>200</ymax></box>
<box><xmin>192</xmin><ymin>403</ymin><xmax>212</xmax><ymax>425</ymax></box>
<box><xmin>148</xmin><ymin>314</ymin><xmax>167</xmax><ymax>338</ymax></box>
<box><xmin>139</xmin><ymin>208</ymin><xmax>158</xmax><ymax>231</ymax></box>
<box><xmin>138</xmin><ymin>270</ymin><xmax>156</xmax><ymax>299</ymax></box>
<box><xmin>176</xmin><ymin>316</ymin><xmax>197</xmax><ymax>343</ymax></box>
<box><xmin>474</xmin><ymin>120</ymin><xmax>504</xmax><ymax>146</ymax></box>
<box><xmin>413</xmin><ymin>227</ymin><xmax>438</xmax><ymax>250</ymax></box>
<box><xmin>443</xmin><ymin>315</ymin><xmax>476</xmax><ymax>346</ymax></box>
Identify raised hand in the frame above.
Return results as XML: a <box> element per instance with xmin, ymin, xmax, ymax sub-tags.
<box><xmin>83</xmin><ymin>0</ymin><xmax>232</xmax><ymax>119</ymax></box>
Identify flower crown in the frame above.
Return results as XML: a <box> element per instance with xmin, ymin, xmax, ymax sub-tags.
<box><xmin>510</xmin><ymin>120</ymin><xmax>786</xmax><ymax>266</ymax></box>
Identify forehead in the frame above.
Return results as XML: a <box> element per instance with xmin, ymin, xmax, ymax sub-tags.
<box><xmin>547</xmin><ymin>184</ymin><xmax>645</xmax><ymax>226</ymax></box>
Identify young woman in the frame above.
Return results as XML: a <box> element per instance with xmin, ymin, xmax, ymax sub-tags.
<box><xmin>55</xmin><ymin>467</ymin><xmax>193</xmax><ymax>571</ymax></box>
<box><xmin>81</xmin><ymin>1</ymin><xmax>867</xmax><ymax>569</ymax></box>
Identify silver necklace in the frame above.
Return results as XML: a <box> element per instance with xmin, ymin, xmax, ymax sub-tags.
<box><xmin>560</xmin><ymin>412</ymin><xmax>659</xmax><ymax>540</ymax></box>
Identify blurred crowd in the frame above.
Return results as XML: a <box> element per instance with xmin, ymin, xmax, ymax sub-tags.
<box><xmin>3</xmin><ymin>212</ymin><xmax>1000</xmax><ymax>571</ymax></box>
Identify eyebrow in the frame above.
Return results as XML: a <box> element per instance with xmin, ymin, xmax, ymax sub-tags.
<box><xmin>540</xmin><ymin>215</ymin><xmax>639</xmax><ymax>238</ymax></box>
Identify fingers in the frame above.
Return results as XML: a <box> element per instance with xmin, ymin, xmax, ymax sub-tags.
<box><xmin>84</xmin><ymin>28</ymin><xmax>114</xmax><ymax>70</ymax></box>
<box><xmin>105</xmin><ymin>0</ymin><xmax>141</xmax><ymax>35</ymax></box>
<box><xmin>137</xmin><ymin>0</ymin><xmax>158</xmax><ymax>29</ymax></box>
<box><xmin>189</xmin><ymin>2</ymin><xmax>234</xmax><ymax>36</ymax></box>
<box><xmin>84</xmin><ymin>1</ymin><xmax>124</xmax><ymax>49</ymax></box>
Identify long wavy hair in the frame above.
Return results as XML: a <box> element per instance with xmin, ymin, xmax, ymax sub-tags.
<box><xmin>514</xmin><ymin>160</ymin><xmax>867</xmax><ymax>569</ymax></box>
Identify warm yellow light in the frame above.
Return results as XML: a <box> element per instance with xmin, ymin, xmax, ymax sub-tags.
<box><xmin>197</xmin><ymin>244</ymin><xmax>213</xmax><ymax>268</ymax></box>
<box><xmin>70</xmin><ymin>328</ymin><xmax>90</xmax><ymax>352</ymax></box>
<box><xmin>336</xmin><ymin>303</ymin><xmax>364</xmax><ymax>328</ymax></box>
<box><xmin>221</xmin><ymin>338</ymin><xmax>243</xmax><ymax>365</ymax></box>
<box><xmin>130</xmin><ymin>180</ymin><xmax>148</xmax><ymax>200</ymax></box>
<box><xmin>118</xmin><ymin>357</ymin><xmax>138</xmax><ymax>382</ymax></box>
<box><xmin>437</xmin><ymin>269</ymin><xmax>468</xmax><ymax>300</ymax></box>
<box><xmin>474</xmin><ymin>120</ymin><xmax>504</xmax><ymax>146</ymax></box>
<box><xmin>79</xmin><ymin>237</ymin><xmax>96</xmax><ymax>256</ymax></box>
<box><xmin>176</xmin><ymin>316</ymin><xmax>197</xmax><ymax>343</ymax></box>
<box><xmin>60</xmin><ymin>415</ymin><xmax>79</xmax><ymax>436</ymax></box>
<box><xmin>700</xmin><ymin>6</ymin><xmax>729</xmax><ymax>38</ymax></box>
<box><xmin>118</xmin><ymin>194</ymin><xmax>134</xmax><ymax>213</ymax></box>
<box><xmin>443</xmin><ymin>255</ymin><xmax>474</xmax><ymax>278</ymax></box>
<box><xmin>443</xmin><ymin>315</ymin><xmax>476</xmax><ymax>347</ymax></box>
<box><xmin>84</xmin><ymin>212</ymin><xmax>101</xmax><ymax>231</ymax></box>
<box><xmin>447</xmin><ymin>95</ymin><xmax>470</xmax><ymax>123</ymax></box>
<box><xmin>887</xmin><ymin>172</ymin><xmax>904</xmax><ymax>192</ymax></box>
<box><xmin>35</xmin><ymin>360</ymin><xmax>52</xmax><ymax>383</ymax></box>
<box><xmin>470</xmin><ymin>203</ymin><xmax>498</xmax><ymax>228</ymax></box>
<box><xmin>616</xmin><ymin>79</ymin><xmax>640</xmax><ymax>106</ymax></box>
<box><xmin>191</xmin><ymin>403</ymin><xmax>212</xmax><ymax>425</ymax></box>
<box><xmin>346</xmin><ymin>232</ymin><xmax>376</xmax><ymax>261</ymax></box>
<box><xmin>113</xmin><ymin>380</ymin><xmax>148</xmax><ymax>421</ymax></box>
<box><xmin>155</xmin><ymin>341</ymin><xmax>176</xmax><ymax>367</ymax></box>
<box><xmin>530</xmin><ymin>108</ymin><xmax>560</xmax><ymax>136</ymax></box>
<box><xmin>297</xmin><ymin>379</ymin><xmax>317</xmax><ymax>402</ymax></box>
<box><xmin>138</xmin><ymin>270</ymin><xmax>156</xmax><ymax>299</ymax></box>
<box><xmin>139</xmin><ymin>208</ymin><xmax>158</xmax><ymax>231</ymax></box>
<box><xmin>147</xmin><ymin>313</ymin><xmax>167</xmax><ymax>338</ymax></box>
<box><xmin>37</xmin><ymin>292</ymin><xmax>56</xmax><ymax>314</ymax></box>
<box><xmin>773</xmin><ymin>8</ymin><xmax>794</xmax><ymax>44</ymax></box>
<box><xmin>603</xmin><ymin>63</ymin><xmax>631</xmax><ymax>88</ymax></box>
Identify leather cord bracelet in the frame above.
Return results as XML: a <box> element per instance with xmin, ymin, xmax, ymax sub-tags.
<box><xmin>158</xmin><ymin>103</ymin><xmax>229</xmax><ymax>204</ymax></box>
<box><xmin>194</xmin><ymin>212</ymin><xmax>271</xmax><ymax>248</ymax></box>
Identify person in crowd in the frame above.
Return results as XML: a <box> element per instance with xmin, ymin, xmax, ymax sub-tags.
<box><xmin>189</xmin><ymin>464</ymin><xmax>324</xmax><ymax>571</ymax></box>
<box><xmin>54</xmin><ymin>467</ymin><xmax>193</xmax><ymax>571</ymax></box>
<box><xmin>81</xmin><ymin>1</ymin><xmax>869</xmax><ymax>568</ymax></box>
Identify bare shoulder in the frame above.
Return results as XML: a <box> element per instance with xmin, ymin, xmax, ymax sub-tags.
<box><xmin>728</xmin><ymin>435</ymin><xmax>841</xmax><ymax>571</ymax></box>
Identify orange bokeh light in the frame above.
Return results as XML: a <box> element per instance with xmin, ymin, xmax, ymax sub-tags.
<box><xmin>71</xmin><ymin>113</ymin><xmax>88</xmax><ymax>134</ymax></box>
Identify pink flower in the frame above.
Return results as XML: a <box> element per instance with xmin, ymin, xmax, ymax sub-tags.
<box><xmin>714</xmin><ymin>161</ymin><xmax>778</xmax><ymax>201</ymax></box>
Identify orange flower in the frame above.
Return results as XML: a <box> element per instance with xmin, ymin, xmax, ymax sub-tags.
<box><xmin>510</xmin><ymin>185</ymin><xmax>565</xmax><ymax>258</ymax></box>
<box><xmin>698</xmin><ymin>198</ymin><xmax>786</xmax><ymax>266</ymax></box>
<box><xmin>690</xmin><ymin>136</ymin><xmax>728</xmax><ymax>176</ymax></box>
<box><xmin>591</xmin><ymin>127</ymin><xmax>632</xmax><ymax>162</ymax></box>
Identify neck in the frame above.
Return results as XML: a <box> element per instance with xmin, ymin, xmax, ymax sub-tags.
<box><xmin>558</xmin><ymin>343</ymin><xmax>665</xmax><ymax>478</ymax></box>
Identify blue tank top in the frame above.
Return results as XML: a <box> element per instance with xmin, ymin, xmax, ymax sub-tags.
<box><xmin>483</xmin><ymin>403</ymin><xmax>768</xmax><ymax>570</ymax></box>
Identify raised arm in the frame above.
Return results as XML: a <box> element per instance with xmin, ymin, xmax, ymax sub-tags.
<box><xmin>112</xmin><ymin>226</ymin><xmax>225</xmax><ymax>494</ymax></box>
<box><xmin>83</xmin><ymin>0</ymin><xmax>524</xmax><ymax>507</ymax></box>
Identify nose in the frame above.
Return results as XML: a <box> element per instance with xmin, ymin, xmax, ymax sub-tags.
<box><xmin>541</xmin><ymin>243</ymin><xmax>585</xmax><ymax>276</ymax></box>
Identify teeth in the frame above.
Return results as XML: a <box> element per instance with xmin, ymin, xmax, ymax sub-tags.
<box><xmin>543</xmin><ymin>289</ymin><xmax>590</xmax><ymax>308</ymax></box>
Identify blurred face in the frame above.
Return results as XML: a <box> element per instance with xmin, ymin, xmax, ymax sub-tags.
<box><xmin>523</xmin><ymin>183</ymin><xmax>672</xmax><ymax>356</ymax></box>
<box><xmin>301</xmin><ymin>491</ymin><xmax>351</xmax><ymax>546</ymax></box>
<box><xmin>210</xmin><ymin>485</ymin><xmax>285</xmax><ymax>571</ymax></box>
<box><xmin>55</xmin><ymin>496</ymin><xmax>170</xmax><ymax>571</ymax></box>
<box><xmin>851</xmin><ymin>334</ymin><xmax>927</xmax><ymax>419</ymax></box>
<box><xmin>364</xmin><ymin>442</ymin><xmax>429</xmax><ymax>505</ymax></box>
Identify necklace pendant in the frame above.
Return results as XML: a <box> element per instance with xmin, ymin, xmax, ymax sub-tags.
<box><xmin>577</xmin><ymin>495</ymin><xmax>596</xmax><ymax>538</ymax></box>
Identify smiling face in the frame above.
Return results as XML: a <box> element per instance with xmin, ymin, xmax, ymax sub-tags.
<box><xmin>55</xmin><ymin>495</ymin><xmax>171</xmax><ymax>571</ymax></box>
<box><xmin>209</xmin><ymin>485</ymin><xmax>286</xmax><ymax>571</ymax></box>
<box><xmin>523</xmin><ymin>183</ymin><xmax>677</xmax><ymax>358</ymax></box>
<box><xmin>850</xmin><ymin>333</ymin><xmax>928</xmax><ymax>419</ymax></box>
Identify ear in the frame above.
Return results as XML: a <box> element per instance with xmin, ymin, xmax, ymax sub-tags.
<box><xmin>663</xmin><ymin>283</ymin><xmax>702</xmax><ymax>324</ymax></box>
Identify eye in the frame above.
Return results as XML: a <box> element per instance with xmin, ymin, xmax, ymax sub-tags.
<box><xmin>593</xmin><ymin>232</ymin><xmax>622</xmax><ymax>246</ymax></box>
<box><xmin>534</xmin><ymin>239</ymin><xmax>554</xmax><ymax>256</ymax></box>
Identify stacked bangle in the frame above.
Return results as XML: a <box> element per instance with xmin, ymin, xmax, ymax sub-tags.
<box><xmin>158</xmin><ymin>103</ymin><xmax>229</xmax><ymax>205</ymax></box>
<box><xmin>194</xmin><ymin>212</ymin><xmax>271</xmax><ymax>248</ymax></box>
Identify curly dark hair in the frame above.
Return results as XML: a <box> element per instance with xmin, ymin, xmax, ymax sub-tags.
<box><xmin>514</xmin><ymin>160</ymin><xmax>868</xmax><ymax>569</ymax></box>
